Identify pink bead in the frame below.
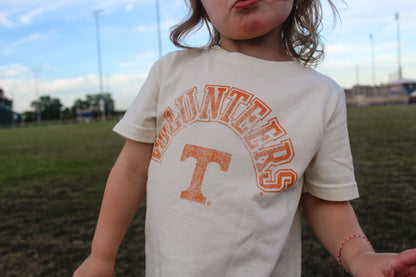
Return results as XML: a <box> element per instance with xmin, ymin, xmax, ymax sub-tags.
<box><xmin>337</xmin><ymin>234</ymin><xmax>371</xmax><ymax>273</ymax></box>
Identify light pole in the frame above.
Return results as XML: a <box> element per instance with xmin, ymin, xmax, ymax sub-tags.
<box><xmin>32</xmin><ymin>68</ymin><xmax>41</xmax><ymax>122</ymax></box>
<box><xmin>93</xmin><ymin>10</ymin><xmax>106</xmax><ymax>120</ymax></box>
<box><xmin>155</xmin><ymin>0</ymin><xmax>163</xmax><ymax>58</ymax></box>
<box><xmin>355</xmin><ymin>65</ymin><xmax>360</xmax><ymax>85</ymax></box>
<box><xmin>395</xmin><ymin>12</ymin><xmax>402</xmax><ymax>80</ymax></box>
<box><xmin>369</xmin><ymin>33</ymin><xmax>376</xmax><ymax>86</ymax></box>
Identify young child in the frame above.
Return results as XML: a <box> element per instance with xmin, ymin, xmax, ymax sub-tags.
<box><xmin>74</xmin><ymin>0</ymin><xmax>416</xmax><ymax>276</ymax></box>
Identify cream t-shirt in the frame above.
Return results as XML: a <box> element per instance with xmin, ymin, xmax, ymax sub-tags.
<box><xmin>113</xmin><ymin>46</ymin><xmax>359</xmax><ymax>277</ymax></box>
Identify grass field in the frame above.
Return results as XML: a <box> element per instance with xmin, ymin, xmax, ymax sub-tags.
<box><xmin>0</xmin><ymin>105</ymin><xmax>415</xmax><ymax>276</ymax></box>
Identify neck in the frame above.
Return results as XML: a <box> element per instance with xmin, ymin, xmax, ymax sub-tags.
<box><xmin>219</xmin><ymin>32</ymin><xmax>291</xmax><ymax>62</ymax></box>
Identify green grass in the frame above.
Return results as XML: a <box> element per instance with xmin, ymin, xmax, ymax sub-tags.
<box><xmin>0</xmin><ymin>105</ymin><xmax>415</xmax><ymax>276</ymax></box>
<box><xmin>302</xmin><ymin>105</ymin><xmax>416</xmax><ymax>276</ymax></box>
<box><xmin>0</xmin><ymin>122</ymin><xmax>146</xmax><ymax>276</ymax></box>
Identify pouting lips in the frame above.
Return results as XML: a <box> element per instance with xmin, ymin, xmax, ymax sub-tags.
<box><xmin>233</xmin><ymin>0</ymin><xmax>259</xmax><ymax>9</ymax></box>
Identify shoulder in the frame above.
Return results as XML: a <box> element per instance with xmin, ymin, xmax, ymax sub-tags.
<box><xmin>295</xmin><ymin>65</ymin><xmax>343</xmax><ymax>94</ymax></box>
<box><xmin>143</xmin><ymin>48</ymin><xmax>206</xmax><ymax>82</ymax></box>
<box><xmin>156</xmin><ymin>48</ymin><xmax>210</xmax><ymax>70</ymax></box>
<box><xmin>289</xmin><ymin>65</ymin><xmax>347</xmax><ymax>119</ymax></box>
<box><xmin>292</xmin><ymin>65</ymin><xmax>346</xmax><ymax>112</ymax></box>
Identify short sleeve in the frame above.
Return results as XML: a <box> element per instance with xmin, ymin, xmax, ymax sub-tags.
<box><xmin>304</xmin><ymin>90</ymin><xmax>359</xmax><ymax>201</ymax></box>
<box><xmin>112</xmin><ymin>62</ymin><xmax>160</xmax><ymax>143</ymax></box>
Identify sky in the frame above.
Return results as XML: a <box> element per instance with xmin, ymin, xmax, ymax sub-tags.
<box><xmin>0</xmin><ymin>0</ymin><xmax>415</xmax><ymax>113</ymax></box>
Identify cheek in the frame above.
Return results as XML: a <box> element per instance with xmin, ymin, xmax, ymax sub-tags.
<box><xmin>201</xmin><ymin>0</ymin><xmax>223</xmax><ymax>20</ymax></box>
<box><xmin>204</xmin><ymin>11</ymin><xmax>228</xmax><ymax>33</ymax></box>
<box><xmin>261</xmin><ymin>5</ymin><xmax>293</xmax><ymax>29</ymax></box>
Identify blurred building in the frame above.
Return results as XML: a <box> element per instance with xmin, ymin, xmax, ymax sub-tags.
<box><xmin>344</xmin><ymin>79</ymin><xmax>416</xmax><ymax>106</ymax></box>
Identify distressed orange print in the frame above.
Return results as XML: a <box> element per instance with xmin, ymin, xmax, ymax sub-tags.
<box><xmin>231</xmin><ymin>98</ymin><xmax>271</xmax><ymax>134</ymax></box>
<box><xmin>199</xmin><ymin>85</ymin><xmax>228</xmax><ymax>121</ymax></box>
<box><xmin>243</xmin><ymin>118</ymin><xmax>286</xmax><ymax>150</ymax></box>
<box><xmin>175</xmin><ymin>87</ymin><xmax>198</xmax><ymax>125</ymax></box>
<box><xmin>259</xmin><ymin>169</ymin><xmax>298</xmax><ymax>193</ymax></box>
<box><xmin>253</xmin><ymin>139</ymin><xmax>294</xmax><ymax>173</ymax></box>
<box><xmin>164</xmin><ymin>107</ymin><xmax>182</xmax><ymax>134</ymax></box>
<box><xmin>180</xmin><ymin>144</ymin><xmax>232</xmax><ymax>205</ymax></box>
<box><xmin>152</xmin><ymin>84</ymin><xmax>298</xmax><ymax>196</ymax></box>
<box><xmin>219</xmin><ymin>87</ymin><xmax>252</xmax><ymax>123</ymax></box>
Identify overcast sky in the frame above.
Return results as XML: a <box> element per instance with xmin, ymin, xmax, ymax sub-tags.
<box><xmin>1</xmin><ymin>0</ymin><xmax>415</xmax><ymax>112</ymax></box>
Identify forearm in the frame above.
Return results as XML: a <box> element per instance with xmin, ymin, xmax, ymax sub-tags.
<box><xmin>301</xmin><ymin>193</ymin><xmax>374</xmax><ymax>272</ymax></box>
<box><xmin>90</xmin><ymin>166</ymin><xmax>146</xmax><ymax>262</ymax></box>
<box><xmin>90</xmin><ymin>140</ymin><xmax>153</xmax><ymax>263</ymax></box>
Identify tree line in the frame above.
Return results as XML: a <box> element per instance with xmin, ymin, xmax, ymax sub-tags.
<box><xmin>0</xmin><ymin>88</ymin><xmax>12</xmax><ymax>107</ymax></box>
<box><xmin>22</xmin><ymin>93</ymin><xmax>116</xmax><ymax>123</ymax></box>
<box><xmin>0</xmin><ymin>88</ymin><xmax>14</xmax><ymax>126</ymax></box>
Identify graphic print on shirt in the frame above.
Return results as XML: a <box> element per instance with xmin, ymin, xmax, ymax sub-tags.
<box><xmin>180</xmin><ymin>144</ymin><xmax>232</xmax><ymax>206</ymax></box>
<box><xmin>152</xmin><ymin>85</ymin><xmax>298</xmax><ymax>204</ymax></box>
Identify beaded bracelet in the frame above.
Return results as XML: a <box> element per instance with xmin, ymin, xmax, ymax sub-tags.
<box><xmin>337</xmin><ymin>234</ymin><xmax>371</xmax><ymax>272</ymax></box>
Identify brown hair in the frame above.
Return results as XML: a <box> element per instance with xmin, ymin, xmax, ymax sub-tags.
<box><xmin>170</xmin><ymin>0</ymin><xmax>339</xmax><ymax>66</ymax></box>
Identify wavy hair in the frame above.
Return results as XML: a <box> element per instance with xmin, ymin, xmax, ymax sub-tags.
<box><xmin>170</xmin><ymin>0</ymin><xmax>339</xmax><ymax>66</ymax></box>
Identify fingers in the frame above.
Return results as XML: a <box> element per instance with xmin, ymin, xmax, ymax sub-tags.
<box><xmin>398</xmin><ymin>248</ymin><xmax>416</xmax><ymax>266</ymax></box>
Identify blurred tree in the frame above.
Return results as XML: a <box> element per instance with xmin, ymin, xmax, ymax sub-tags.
<box><xmin>74</xmin><ymin>99</ymin><xmax>90</xmax><ymax>109</ymax></box>
<box><xmin>0</xmin><ymin>87</ymin><xmax>13</xmax><ymax>108</ymax></box>
<box><xmin>22</xmin><ymin>111</ymin><xmax>37</xmax><ymax>123</ymax></box>
<box><xmin>73</xmin><ymin>93</ymin><xmax>115</xmax><ymax>117</ymax></box>
<box><xmin>60</xmin><ymin>107</ymin><xmax>75</xmax><ymax>119</ymax></box>
<box><xmin>0</xmin><ymin>88</ymin><xmax>14</xmax><ymax>126</ymax></box>
<box><xmin>31</xmin><ymin>95</ymin><xmax>63</xmax><ymax>120</ymax></box>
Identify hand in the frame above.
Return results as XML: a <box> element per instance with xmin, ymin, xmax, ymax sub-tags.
<box><xmin>348</xmin><ymin>249</ymin><xmax>416</xmax><ymax>277</ymax></box>
<box><xmin>73</xmin><ymin>255</ymin><xmax>115</xmax><ymax>277</ymax></box>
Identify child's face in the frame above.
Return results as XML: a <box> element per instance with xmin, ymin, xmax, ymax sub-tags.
<box><xmin>201</xmin><ymin>0</ymin><xmax>294</xmax><ymax>42</ymax></box>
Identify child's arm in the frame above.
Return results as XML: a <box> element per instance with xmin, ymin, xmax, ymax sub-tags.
<box><xmin>301</xmin><ymin>192</ymin><xmax>416</xmax><ymax>276</ymax></box>
<box><xmin>73</xmin><ymin>139</ymin><xmax>153</xmax><ymax>277</ymax></box>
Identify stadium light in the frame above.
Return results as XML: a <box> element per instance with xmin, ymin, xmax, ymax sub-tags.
<box><xmin>369</xmin><ymin>34</ymin><xmax>376</xmax><ymax>86</ymax></box>
<box><xmin>93</xmin><ymin>10</ymin><xmax>106</xmax><ymax>120</ymax></box>
<box><xmin>155</xmin><ymin>0</ymin><xmax>163</xmax><ymax>58</ymax></box>
<box><xmin>395</xmin><ymin>12</ymin><xmax>402</xmax><ymax>80</ymax></box>
<box><xmin>32</xmin><ymin>68</ymin><xmax>42</xmax><ymax>122</ymax></box>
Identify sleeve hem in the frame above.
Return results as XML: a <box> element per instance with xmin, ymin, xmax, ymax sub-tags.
<box><xmin>304</xmin><ymin>182</ymin><xmax>359</xmax><ymax>201</ymax></box>
<box><xmin>113</xmin><ymin>122</ymin><xmax>156</xmax><ymax>143</ymax></box>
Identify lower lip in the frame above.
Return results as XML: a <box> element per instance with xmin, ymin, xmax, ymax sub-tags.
<box><xmin>234</xmin><ymin>0</ymin><xmax>259</xmax><ymax>9</ymax></box>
